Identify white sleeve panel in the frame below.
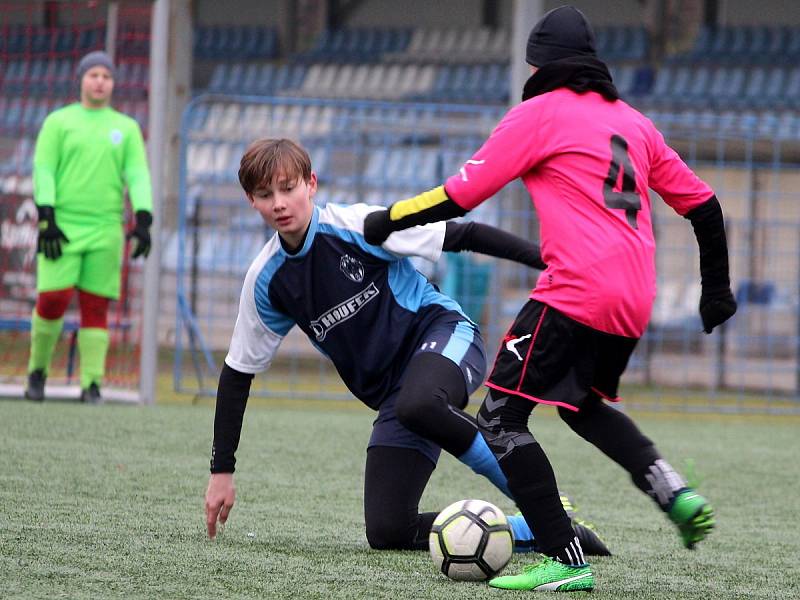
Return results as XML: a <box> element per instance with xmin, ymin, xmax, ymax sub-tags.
<box><xmin>323</xmin><ymin>202</ymin><xmax>446</xmax><ymax>263</ymax></box>
<box><xmin>224</xmin><ymin>246</ymin><xmax>288</xmax><ymax>374</ymax></box>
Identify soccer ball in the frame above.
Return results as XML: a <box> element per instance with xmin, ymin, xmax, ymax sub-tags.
<box><xmin>429</xmin><ymin>499</ymin><xmax>513</xmax><ymax>581</ymax></box>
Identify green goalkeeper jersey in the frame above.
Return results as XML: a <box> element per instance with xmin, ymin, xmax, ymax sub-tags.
<box><xmin>33</xmin><ymin>103</ymin><xmax>152</xmax><ymax>227</ymax></box>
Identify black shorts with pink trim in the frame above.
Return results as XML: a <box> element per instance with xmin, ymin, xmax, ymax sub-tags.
<box><xmin>485</xmin><ymin>300</ymin><xmax>638</xmax><ymax>412</ymax></box>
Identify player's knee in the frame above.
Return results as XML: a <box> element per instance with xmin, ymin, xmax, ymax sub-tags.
<box><xmin>36</xmin><ymin>288</ymin><xmax>73</xmax><ymax>320</ymax></box>
<box><xmin>394</xmin><ymin>392</ymin><xmax>429</xmax><ymax>434</ymax></box>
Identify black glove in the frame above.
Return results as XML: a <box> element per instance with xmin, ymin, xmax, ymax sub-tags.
<box><xmin>364</xmin><ymin>209</ymin><xmax>393</xmax><ymax>246</ymax></box>
<box><xmin>127</xmin><ymin>210</ymin><xmax>153</xmax><ymax>259</ymax></box>
<box><xmin>699</xmin><ymin>288</ymin><xmax>737</xmax><ymax>334</ymax></box>
<box><xmin>364</xmin><ymin>187</ymin><xmax>468</xmax><ymax>246</ymax></box>
<box><xmin>36</xmin><ymin>205</ymin><xmax>69</xmax><ymax>260</ymax></box>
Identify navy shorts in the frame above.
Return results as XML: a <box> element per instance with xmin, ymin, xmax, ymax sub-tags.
<box><xmin>368</xmin><ymin>316</ymin><xmax>486</xmax><ymax>464</ymax></box>
<box><xmin>486</xmin><ymin>300</ymin><xmax>638</xmax><ymax>412</ymax></box>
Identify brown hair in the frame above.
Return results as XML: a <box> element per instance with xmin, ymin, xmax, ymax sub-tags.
<box><xmin>238</xmin><ymin>138</ymin><xmax>312</xmax><ymax>194</ymax></box>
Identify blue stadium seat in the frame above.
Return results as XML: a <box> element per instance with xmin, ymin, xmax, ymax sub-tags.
<box><xmin>739</xmin><ymin>66</ymin><xmax>766</xmax><ymax>108</ymax></box>
<box><xmin>259</xmin><ymin>28</ymin><xmax>279</xmax><ymax>59</ymax></box>
<box><xmin>240</xmin><ymin>63</ymin><xmax>260</xmax><ymax>94</ymax></box>
<box><xmin>708</xmin><ymin>26</ymin><xmax>735</xmax><ymax>62</ymax></box>
<box><xmin>239</xmin><ymin>27</ymin><xmax>260</xmax><ymax>59</ymax></box>
<box><xmin>78</xmin><ymin>28</ymin><xmax>100</xmax><ymax>50</ymax></box>
<box><xmin>759</xmin><ymin>67</ymin><xmax>787</xmax><ymax>108</ymax></box>
<box><xmin>629</xmin><ymin>66</ymin><xmax>654</xmax><ymax>97</ymax></box>
<box><xmin>26</xmin><ymin>60</ymin><xmax>46</xmax><ymax>95</ymax></box>
<box><xmin>270</xmin><ymin>64</ymin><xmax>291</xmax><ymax>91</ymax></box>
<box><xmin>607</xmin><ymin>26</ymin><xmax>631</xmax><ymax>61</ymax></box>
<box><xmin>677</xmin><ymin>26</ymin><xmax>714</xmax><ymax>64</ymax></box>
<box><xmin>786</xmin><ymin>27</ymin><xmax>800</xmax><ymax>58</ymax></box>
<box><xmin>286</xmin><ymin>64</ymin><xmax>307</xmax><ymax>90</ymax></box>
<box><xmin>54</xmin><ymin>29</ymin><xmax>76</xmax><ymax>53</ymax></box>
<box><xmin>2</xmin><ymin>60</ymin><xmax>27</xmax><ymax>95</ymax></box>
<box><xmin>210</xmin><ymin>26</ymin><xmax>232</xmax><ymax>59</ymax></box>
<box><xmin>746</xmin><ymin>25</ymin><xmax>771</xmax><ymax>62</ymax></box>
<box><xmin>782</xmin><ymin>67</ymin><xmax>800</xmax><ymax>109</ymax></box>
<box><xmin>764</xmin><ymin>26</ymin><xmax>789</xmax><ymax>64</ymax></box>
<box><xmin>254</xmin><ymin>64</ymin><xmax>276</xmax><ymax>96</ymax></box>
<box><xmin>672</xmin><ymin>67</ymin><xmax>702</xmax><ymax>107</ymax></box>
<box><xmin>594</xmin><ymin>27</ymin><xmax>609</xmax><ymax>58</ymax></box>
<box><xmin>30</xmin><ymin>27</ymin><xmax>51</xmax><ymax>54</ymax></box>
<box><xmin>224</xmin><ymin>63</ymin><xmax>245</xmax><ymax>93</ymax></box>
<box><xmin>206</xmin><ymin>63</ymin><xmax>228</xmax><ymax>93</ymax></box>
<box><xmin>737</xmin><ymin>280</ymin><xmax>775</xmax><ymax>305</ymax></box>
<box><xmin>610</xmin><ymin>64</ymin><xmax>634</xmax><ymax>96</ymax></box>
<box><xmin>627</xmin><ymin>26</ymin><xmax>649</xmax><ymax>61</ymax></box>
<box><xmin>1</xmin><ymin>97</ymin><xmax>24</xmax><ymax>134</ymax></box>
<box><xmin>726</xmin><ymin>26</ymin><xmax>750</xmax><ymax>63</ymax></box>
<box><xmin>709</xmin><ymin>66</ymin><xmax>746</xmax><ymax>108</ymax></box>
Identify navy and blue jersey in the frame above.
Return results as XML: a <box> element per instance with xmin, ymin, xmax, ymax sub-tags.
<box><xmin>225</xmin><ymin>202</ymin><xmax>473</xmax><ymax>409</ymax></box>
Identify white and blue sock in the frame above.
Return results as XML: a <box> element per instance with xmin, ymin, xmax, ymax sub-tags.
<box><xmin>507</xmin><ymin>513</ymin><xmax>537</xmax><ymax>552</ymax></box>
<box><xmin>458</xmin><ymin>432</ymin><xmax>512</xmax><ymax>497</ymax></box>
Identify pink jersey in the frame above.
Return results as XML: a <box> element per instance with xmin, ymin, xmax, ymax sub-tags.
<box><xmin>445</xmin><ymin>89</ymin><xmax>713</xmax><ymax>338</ymax></box>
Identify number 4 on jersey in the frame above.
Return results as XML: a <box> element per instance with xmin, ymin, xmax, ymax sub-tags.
<box><xmin>603</xmin><ymin>134</ymin><xmax>640</xmax><ymax>229</ymax></box>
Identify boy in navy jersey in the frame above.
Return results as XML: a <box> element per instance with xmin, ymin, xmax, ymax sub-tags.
<box><xmin>204</xmin><ymin>138</ymin><xmax>609</xmax><ymax>556</ymax></box>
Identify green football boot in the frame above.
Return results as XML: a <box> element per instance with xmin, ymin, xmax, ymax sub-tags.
<box><xmin>668</xmin><ymin>489</ymin><xmax>715</xmax><ymax>549</ymax></box>
<box><xmin>489</xmin><ymin>556</ymin><xmax>594</xmax><ymax>592</ymax></box>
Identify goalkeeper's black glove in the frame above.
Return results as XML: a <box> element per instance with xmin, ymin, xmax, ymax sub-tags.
<box><xmin>699</xmin><ymin>287</ymin><xmax>737</xmax><ymax>334</ymax></box>
<box><xmin>36</xmin><ymin>205</ymin><xmax>69</xmax><ymax>260</ymax></box>
<box><xmin>127</xmin><ymin>210</ymin><xmax>153</xmax><ymax>259</ymax></box>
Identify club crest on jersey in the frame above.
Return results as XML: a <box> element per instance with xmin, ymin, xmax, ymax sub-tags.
<box><xmin>310</xmin><ymin>282</ymin><xmax>379</xmax><ymax>341</ymax></box>
<box><xmin>340</xmin><ymin>254</ymin><xmax>364</xmax><ymax>282</ymax></box>
<box><xmin>109</xmin><ymin>129</ymin><xmax>123</xmax><ymax>145</ymax></box>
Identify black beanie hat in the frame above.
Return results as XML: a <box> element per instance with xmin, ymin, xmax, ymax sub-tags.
<box><xmin>526</xmin><ymin>6</ymin><xmax>597</xmax><ymax>67</ymax></box>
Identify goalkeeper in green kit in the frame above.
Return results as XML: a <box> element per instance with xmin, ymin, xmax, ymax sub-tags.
<box><xmin>25</xmin><ymin>50</ymin><xmax>153</xmax><ymax>403</ymax></box>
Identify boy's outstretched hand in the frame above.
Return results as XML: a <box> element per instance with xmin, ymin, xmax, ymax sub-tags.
<box><xmin>205</xmin><ymin>472</ymin><xmax>236</xmax><ymax>538</ymax></box>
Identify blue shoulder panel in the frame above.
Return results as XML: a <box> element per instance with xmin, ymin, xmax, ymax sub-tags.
<box><xmin>253</xmin><ymin>251</ymin><xmax>294</xmax><ymax>336</ymax></box>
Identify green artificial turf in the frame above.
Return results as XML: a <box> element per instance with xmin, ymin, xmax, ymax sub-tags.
<box><xmin>1</xmin><ymin>398</ymin><xmax>798</xmax><ymax>599</ymax></box>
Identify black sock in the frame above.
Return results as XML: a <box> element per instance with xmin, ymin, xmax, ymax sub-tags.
<box><xmin>497</xmin><ymin>438</ymin><xmax>576</xmax><ymax>559</ymax></box>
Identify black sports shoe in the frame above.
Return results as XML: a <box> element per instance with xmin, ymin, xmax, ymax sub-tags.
<box><xmin>573</xmin><ymin>519</ymin><xmax>612</xmax><ymax>556</ymax></box>
<box><xmin>80</xmin><ymin>382</ymin><xmax>102</xmax><ymax>404</ymax></box>
<box><xmin>25</xmin><ymin>369</ymin><xmax>46</xmax><ymax>401</ymax></box>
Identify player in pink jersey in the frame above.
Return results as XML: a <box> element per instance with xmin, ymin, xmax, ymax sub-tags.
<box><xmin>364</xmin><ymin>5</ymin><xmax>736</xmax><ymax>592</ymax></box>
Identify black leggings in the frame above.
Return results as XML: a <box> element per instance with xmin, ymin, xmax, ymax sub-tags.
<box><xmin>557</xmin><ymin>395</ymin><xmax>660</xmax><ymax>476</ymax></box>
<box><xmin>393</xmin><ymin>351</ymin><xmax>477</xmax><ymax>458</ymax></box>
<box><xmin>363</xmin><ymin>445</ymin><xmax>438</xmax><ymax>550</ymax></box>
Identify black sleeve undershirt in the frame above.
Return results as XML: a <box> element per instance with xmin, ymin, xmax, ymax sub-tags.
<box><xmin>684</xmin><ymin>195</ymin><xmax>730</xmax><ymax>293</ymax></box>
<box><xmin>443</xmin><ymin>221</ymin><xmax>546</xmax><ymax>270</ymax></box>
<box><xmin>210</xmin><ymin>363</ymin><xmax>254</xmax><ymax>473</ymax></box>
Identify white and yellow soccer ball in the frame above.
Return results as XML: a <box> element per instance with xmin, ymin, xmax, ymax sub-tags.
<box><xmin>429</xmin><ymin>499</ymin><xmax>513</xmax><ymax>581</ymax></box>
